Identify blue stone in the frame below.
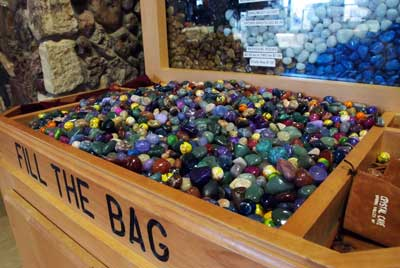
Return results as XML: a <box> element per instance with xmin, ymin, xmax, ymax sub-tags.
<box><xmin>363</xmin><ymin>70</ymin><xmax>373</xmax><ymax>83</ymax></box>
<box><xmin>342</xmin><ymin>60</ymin><xmax>353</xmax><ymax>70</ymax></box>
<box><xmin>385</xmin><ymin>59</ymin><xmax>400</xmax><ymax>71</ymax></box>
<box><xmin>189</xmin><ymin>166</ymin><xmax>211</xmax><ymax>187</ymax></box>
<box><xmin>370</xmin><ymin>42</ymin><xmax>385</xmax><ymax>54</ymax></box>
<box><xmin>371</xmin><ymin>55</ymin><xmax>385</xmax><ymax>68</ymax></box>
<box><xmin>380</xmin><ymin>30</ymin><xmax>396</xmax><ymax>43</ymax></box>
<box><xmin>357</xmin><ymin>45</ymin><xmax>369</xmax><ymax>59</ymax></box>
<box><xmin>359</xmin><ymin>62</ymin><xmax>371</xmax><ymax>70</ymax></box>
<box><xmin>374</xmin><ymin>75</ymin><xmax>386</xmax><ymax>85</ymax></box>
<box><xmin>267</xmin><ymin>147</ymin><xmax>288</xmax><ymax>165</ymax></box>
<box><xmin>349</xmin><ymin>52</ymin><xmax>360</xmax><ymax>61</ymax></box>
<box><xmin>316</xmin><ymin>54</ymin><xmax>334</xmax><ymax>64</ymax></box>
<box><xmin>346</xmin><ymin>38</ymin><xmax>359</xmax><ymax>50</ymax></box>
<box><xmin>334</xmin><ymin>64</ymin><xmax>345</xmax><ymax>73</ymax></box>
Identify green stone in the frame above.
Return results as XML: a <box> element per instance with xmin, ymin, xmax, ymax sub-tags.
<box><xmin>214</xmin><ymin>135</ymin><xmax>228</xmax><ymax>146</ymax></box>
<box><xmin>235</xmin><ymin>143</ymin><xmax>250</xmax><ymax>157</ymax></box>
<box><xmin>202</xmin><ymin>131</ymin><xmax>214</xmax><ymax>143</ymax></box>
<box><xmin>221</xmin><ymin>172</ymin><xmax>233</xmax><ymax>186</ymax></box>
<box><xmin>277</xmin><ymin>113</ymin><xmax>290</xmax><ymax>121</ymax></box>
<box><xmin>131</xmin><ymin>109</ymin><xmax>141</xmax><ymax>118</ymax></box>
<box><xmin>195</xmin><ymin>118</ymin><xmax>209</xmax><ymax>132</ymax></box>
<box><xmin>298</xmin><ymin>185</ymin><xmax>317</xmax><ymax>198</ymax></box>
<box><xmin>329</xmin><ymin>128</ymin><xmax>338</xmax><ymax>137</ymax></box>
<box><xmin>272</xmin><ymin>208</ymin><xmax>293</xmax><ymax>227</ymax></box>
<box><xmin>88</xmin><ymin>128</ymin><xmax>102</xmax><ymax>139</ymax></box>
<box><xmin>208</xmin><ymin>120</ymin><xmax>221</xmax><ymax>134</ymax></box>
<box><xmin>327</xmin><ymin>104</ymin><xmax>341</xmax><ymax>114</ymax></box>
<box><xmin>167</xmin><ymin>135</ymin><xmax>178</xmax><ymax>146</ymax></box>
<box><xmin>245</xmin><ymin>184</ymin><xmax>264</xmax><ymax>203</ymax></box>
<box><xmin>321</xmin><ymin>137</ymin><xmax>336</xmax><ymax>148</ymax></box>
<box><xmin>192</xmin><ymin>146</ymin><xmax>208</xmax><ymax>159</ymax></box>
<box><xmin>293</xmin><ymin>145</ymin><xmax>308</xmax><ymax>157</ymax></box>
<box><xmin>292</xmin><ymin>113</ymin><xmax>308</xmax><ymax>124</ymax></box>
<box><xmin>237</xmin><ymin>173</ymin><xmax>256</xmax><ymax>183</ymax></box>
<box><xmin>244</xmin><ymin>154</ymin><xmax>262</xmax><ymax>166</ymax></box>
<box><xmin>148</xmin><ymin>145</ymin><xmax>164</xmax><ymax>157</ymax></box>
<box><xmin>284</xmin><ymin>126</ymin><xmax>302</xmax><ymax>140</ymax></box>
<box><xmin>265</xmin><ymin>175</ymin><xmax>294</xmax><ymax>195</ymax></box>
<box><xmin>150</xmin><ymin>173</ymin><xmax>162</xmax><ymax>182</ymax></box>
<box><xmin>103</xmin><ymin>140</ymin><xmax>117</xmax><ymax>155</ymax></box>
<box><xmin>54</xmin><ymin>128</ymin><xmax>62</xmax><ymax>140</ymax></box>
<box><xmin>106</xmin><ymin>111</ymin><xmax>117</xmax><ymax>119</ymax></box>
<box><xmin>297</xmin><ymin>155</ymin><xmax>315</xmax><ymax>169</ymax></box>
<box><xmin>255</xmin><ymin>139</ymin><xmax>272</xmax><ymax>156</ymax></box>
<box><xmin>91</xmin><ymin>141</ymin><xmax>106</xmax><ymax>155</ymax></box>
<box><xmin>198</xmin><ymin>156</ymin><xmax>218</xmax><ymax>168</ymax></box>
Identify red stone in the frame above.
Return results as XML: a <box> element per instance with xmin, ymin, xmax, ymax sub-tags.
<box><xmin>151</xmin><ymin>158</ymin><xmax>171</xmax><ymax>174</ymax></box>
<box><xmin>125</xmin><ymin>156</ymin><xmax>143</xmax><ymax>173</ymax></box>
<box><xmin>294</xmin><ymin>168</ymin><xmax>314</xmax><ymax>187</ymax></box>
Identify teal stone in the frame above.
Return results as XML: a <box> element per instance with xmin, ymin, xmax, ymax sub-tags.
<box><xmin>198</xmin><ymin>156</ymin><xmax>219</xmax><ymax>168</ymax></box>
<box><xmin>67</xmin><ymin>128</ymin><xmax>81</xmax><ymax>138</ymax></box>
<box><xmin>245</xmin><ymin>184</ymin><xmax>264</xmax><ymax>203</ymax></box>
<box><xmin>131</xmin><ymin>109</ymin><xmax>141</xmax><ymax>118</ymax></box>
<box><xmin>202</xmin><ymin>131</ymin><xmax>214</xmax><ymax>143</ymax></box>
<box><xmin>262</xmin><ymin>92</ymin><xmax>273</xmax><ymax>99</ymax></box>
<box><xmin>327</xmin><ymin>104</ymin><xmax>341</xmax><ymax>114</ymax></box>
<box><xmin>127</xmin><ymin>134</ymin><xmax>140</xmax><ymax>145</ymax></box>
<box><xmin>297</xmin><ymin>155</ymin><xmax>315</xmax><ymax>169</ymax></box>
<box><xmin>321</xmin><ymin>137</ymin><xmax>336</xmax><ymax>148</ymax></box>
<box><xmin>329</xmin><ymin>128</ymin><xmax>338</xmax><ymax>137</ymax></box>
<box><xmin>267</xmin><ymin>147</ymin><xmax>288</xmax><ymax>165</ymax></box>
<box><xmin>148</xmin><ymin>145</ymin><xmax>165</xmax><ymax>157</ymax></box>
<box><xmin>103</xmin><ymin>140</ymin><xmax>117</xmax><ymax>155</ymax></box>
<box><xmin>91</xmin><ymin>141</ymin><xmax>106</xmax><ymax>155</ymax></box>
<box><xmin>235</xmin><ymin>143</ymin><xmax>250</xmax><ymax>157</ymax></box>
<box><xmin>214</xmin><ymin>135</ymin><xmax>228</xmax><ymax>146</ymax></box>
<box><xmin>195</xmin><ymin>118</ymin><xmax>209</xmax><ymax>132</ymax></box>
<box><xmin>255</xmin><ymin>139</ymin><xmax>272</xmax><ymax>157</ymax></box>
<box><xmin>272</xmin><ymin>208</ymin><xmax>293</xmax><ymax>227</ymax></box>
<box><xmin>170</xmin><ymin>117</ymin><xmax>180</xmax><ymax>125</ymax></box>
<box><xmin>192</xmin><ymin>146</ymin><xmax>208</xmax><ymax>159</ymax></box>
<box><xmin>244</xmin><ymin>154</ymin><xmax>262</xmax><ymax>166</ymax></box>
<box><xmin>298</xmin><ymin>185</ymin><xmax>317</xmax><ymax>199</ymax></box>
<box><xmin>265</xmin><ymin>175</ymin><xmax>294</xmax><ymax>195</ymax></box>
<box><xmin>293</xmin><ymin>145</ymin><xmax>308</xmax><ymax>157</ymax></box>
<box><xmin>79</xmin><ymin>141</ymin><xmax>92</xmax><ymax>152</ymax></box>
<box><xmin>292</xmin><ymin>113</ymin><xmax>308</xmax><ymax>124</ymax></box>
<box><xmin>284</xmin><ymin>126</ymin><xmax>302</xmax><ymax>140</ymax></box>
<box><xmin>106</xmin><ymin>111</ymin><xmax>117</xmax><ymax>119</ymax></box>
<box><xmin>277</xmin><ymin>113</ymin><xmax>290</xmax><ymax>121</ymax></box>
<box><xmin>150</xmin><ymin>173</ymin><xmax>162</xmax><ymax>182</ymax></box>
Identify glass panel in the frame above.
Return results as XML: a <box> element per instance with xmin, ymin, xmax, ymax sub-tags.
<box><xmin>166</xmin><ymin>0</ymin><xmax>400</xmax><ymax>86</ymax></box>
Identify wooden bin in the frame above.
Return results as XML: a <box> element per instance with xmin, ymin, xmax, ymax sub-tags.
<box><xmin>1</xmin><ymin>1</ymin><xmax>400</xmax><ymax>267</ymax></box>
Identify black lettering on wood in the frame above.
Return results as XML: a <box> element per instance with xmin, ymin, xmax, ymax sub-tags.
<box><xmin>77</xmin><ymin>178</ymin><xmax>94</xmax><ymax>219</ymax></box>
<box><xmin>23</xmin><ymin>147</ymin><xmax>38</xmax><ymax>180</ymax></box>
<box><xmin>63</xmin><ymin>171</ymin><xmax>80</xmax><ymax>208</ymax></box>
<box><xmin>21</xmin><ymin>145</ymin><xmax>30</xmax><ymax>174</ymax></box>
<box><xmin>50</xmin><ymin>163</ymin><xmax>63</xmax><ymax>197</ymax></box>
<box><xmin>129</xmin><ymin>207</ymin><xmax>146</xmax><ymax>252</ymax></box>
<box><xmin>106</xmin><ymin>194</ymin><xmax>125</xmax><ymax>237</ymax></box>
<box><xmin>33</xmin><ymin>153</ymin><xmax>47</xmax><ymax>186</ymax></box>
<box><xmin>148</xmin><ymin>219</ymin><xmax>169</xmax><ymax>262</ymax></box>
<box><xmin>15</xmin><ymin>143</ymin><xmax>23</xmax><ymax>169</ymax></box>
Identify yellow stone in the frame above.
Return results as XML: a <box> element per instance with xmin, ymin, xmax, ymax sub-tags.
<box><xmin>93</xmin><ymin>104</ymin><xmax>101</xmax><ymax>111</ymax></box>
<box><xmin>263</xmin><ymin>211</ymin><xmax>272</xmax><ymax>221</ymax></box>
<box><xmin>63</xmin><ymin>121</ymin><xmax>74</xmax><ymax>131</ymax></box>
<box><xmin>251</xmin><ymin>133</ymin><xmax>261</xmax><ymax>141</ymax></box>
<box><xmin>162</xmin><ymin>173</ymin><xmax>173</xmax><ymax>182</ymax></box>
<box><xmin>180</xmin><ymin>142</ymin><xmax>192</xmax><ymax>154</ymax></box>
<box><xmin>255</xmin><ymin>204</ymin><xmax>264</xmax><ymax>217</ymax></box>
<box><xmin>119</xmin><ymin>94</ymin><xmax>128</xmax><ymax>102</ymax></box>
<box><xmin>89</xmin><ymin>117</ymin><xmax>100</xmax><ymax>128</ymax></box>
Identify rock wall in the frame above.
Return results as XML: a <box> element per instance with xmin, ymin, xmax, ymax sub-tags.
<box><xmin>0</xmin><ymin>0</ymin><xmax>144</xmax><ymax>110</ymax></box>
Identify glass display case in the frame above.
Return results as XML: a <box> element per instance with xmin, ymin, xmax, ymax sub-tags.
<box><xmin>166</xmin><ymin>0</ymin><xmax>400</xmax><ymax>86</ymax></box>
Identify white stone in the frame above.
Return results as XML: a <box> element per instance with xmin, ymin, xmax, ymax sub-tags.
<box><xmin>308</xmin><ymin>52</ymin><xmax>318</xmax><ymax>64</ymax></box>
<box><xmin>387</xmin><ymin>9</ymin><xmax>398</xmax><ymax>20</ymax></box>
<box><xmin>354</xmin><ymin>23</ymin><xmax>369</xmax><ymax>38</ymax></box>
<box><xmin>381</xmin><ymin>19</ymin><xmax>393</xmax><ymax>30</ymax></box>
<box><xmin>366</xmin><ymin>20</ymin><xmax>381</xmax><ymax>32</ymax></box>
<box><xmin>336</xmin><ymin>29</ymin><xmax>354</xmax><ymax>44</ymax></box>
<box><xmin>315</xmin><ymin>6</ymin><xmax>327</xmax><ymax>18</ymax></box>
<box><xmin>356</xmin><ymin>0</ymin><xmax>369</xmax><ymax>7</ymax></box>
<box><xmin>314</xmin><ymin>23</ymin><xmax>324</xmax><ymax>33</ymax></box>
<box><xmin>386</xmin><ymin>0</ymin><xmax>399</xmax><ymax>8</ymax></box>
<box><xmin>39</xmin><ymin>40</ymin><xmax>84</xmax><ymax>94</ymax></box>
<box><xmin>376</xmin><ymin>3</ymin><xmax>387</xmax><ymax>17</ymax></box>
<box><xmin>305</xmin><ymin>42</ymin><xmax>315</xmax><ymax>52</ymax></box>
<box><xmin>313</xmin><ymin>37</ymin><xmax>325</xmax><ymax>45</ymax></box>
<box><xmin>296</xmin><ymin>62</ymin><xmax>306</xmax><ymax>71</ymax></box>
<box><xmin>286</xmin><ymin>48</ymin><xmax>295</xmax><ymax>58</ymax></box>
<box><xmin>322</xmin><ymin>18</ymin><xmax>332</xmax><ymax>27</ymax></box>
<box><xmin>27</xmin><ymin>0</ymin><xmax>78</xmax><ymax>40</ymax></box>
<box><xmin>327</xmin><ymin>35</ymin><xmax>337</xmax><ymax>47</ymax></box>
<box><xmin>225</xmin><ymin>9</ymin><xmax>234</xmax><ymax>21</ymax></box>
<box><xmin>282</xmin><ymin>57</ymin><xmax>292</xmax><ymax>65</ymax></box>
<box><xmin>315</xmin><ymin>43</ymin><xmax>327</xmax><ymax>53</ymax></box>
<box><xmin>321</xmin><ymin>29</ymin><xmax>331</xmax><ymax>39</ymax></box>
<box><xmin>328</xmin><ymin>22</ymin><xmax>342</xmax><ymax>33</ymax></box>
<box><xmin>296</xmin><ymin>50</ymin><xmax>309</xmax><ymax>63</ymax></box>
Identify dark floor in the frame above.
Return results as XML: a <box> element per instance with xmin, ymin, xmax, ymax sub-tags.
<box><xmin>0</xmin><ymin>193</ymin><xmax>21</xmax><ymax>268</ymax></box>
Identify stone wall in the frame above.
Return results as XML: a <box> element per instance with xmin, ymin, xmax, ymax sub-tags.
<box><xmin>0</xmin><ymin>0</ymin><xmax>144</xmax><ymax>110</ymax></box>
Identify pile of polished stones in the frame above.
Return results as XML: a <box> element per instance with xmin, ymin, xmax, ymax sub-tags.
<box><xmin>29</xmin><ymin>80</ymin><xmax>383</xmax><ymax>227</ymax></box>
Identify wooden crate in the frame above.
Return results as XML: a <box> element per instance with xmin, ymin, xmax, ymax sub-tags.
<box><xmin>0</xmin><ymin>0</ymin><xmax>399</xmax><ymax>267</ymax></box>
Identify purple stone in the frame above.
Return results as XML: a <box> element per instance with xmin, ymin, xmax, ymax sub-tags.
<box><xmin>117</xmin><ymin>152</ymin><xmax>128</xmax><ymax>161</ymax></box>
<box><xmin>135</xmin><ymin>140</ymin><xmax>151</xmax><ymax>153</ymax></box>
<box><xmin>143</xmin><ymin>158</ymin><xmax>155</xmax><ymax>171</ymax></box>
<box><xmin>189</xmin><ymin>166</ymin><xmax>211</xmax><ymax>187</ymax></box>
<box><xmin>229</xmin><ymin>137</ymin><xmax>240</xmax><ymax>144</ymax></box>
<box><xmin>198</xmin><ymin>137</ymin><xmax>208</xmax><ymax>146</ymax></box>
<box><xmin>347</xmin><ymin>137</ymin><xmax>359</xmax><ymax>146</ymax></box>
<box><xmin>146</xmin><ymin>133</ymin><xmax>160</xmax><ymax>144</ymax></box>
<box><xmin>216</xmin><ymin>146</ymin><xmax>229</xmax><ymax>156</ymax></box>
<box><xmin>331</xmin><ymin>116</ymin><xmax>340</xmax><ymax>124</ymax></box>
<box><xmin>308</xmin><ymin>120</ymin><xmax>323</xmax><ymax>128</ymax></box>
<box><xmin>309</xmin><ymin>165</ymin><xmax>328</xmax><ymax>182</ymax></box>
<box><xmin>224</xmin><ymin>111</ymin><xmax>237</xmax><ymax>122</ymax></box>
<box><xmin>155</xmin><ymin>113</ymin><xmax>168</xmax><ymax>124</ymax></box>
<box><xmin>294</xmin><ymin>198</ymin><xmax>306</xmax><ymax>211</ymax></box>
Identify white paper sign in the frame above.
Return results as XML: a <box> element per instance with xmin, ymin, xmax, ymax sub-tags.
<box><xmin>250</xmin><ymin>58</ymin><xmax>276</xmax><ymax>67</ymax></box>
<box><xmin>246</xmin><ymin>46</ymin><xmax>279</xmax><ymax>53</ymax></box>
<box><xmin>242</xmin><ymin>19</ymin><xmax>285</xmax><ymax>26</ymax></box>
<box><xmin>244</xmin><ymin>52</ymin><xmax>282</xmax><ymax>59</ymax></box>
<box><xmin>247</xmin><ymin>9</ymin><xmax>280</xmax><ymax>17</ymax></box>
